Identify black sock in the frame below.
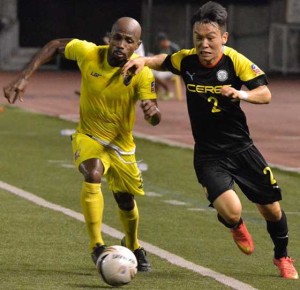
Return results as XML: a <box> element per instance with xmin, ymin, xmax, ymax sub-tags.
<box><xmin>267</xmin><ymin>210</ymin><xmax>288</xmax><ymax>259</ymax></box>
<box><xmin>217</xmin><ymin>214</ymin><xmax>243</xmax><ymax>229</ymax></box>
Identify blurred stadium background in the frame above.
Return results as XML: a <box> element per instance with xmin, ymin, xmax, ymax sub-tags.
<box><xmin>0</xmin><ymin>3</ymin><xmax>299</xmax><ymax>288</ymax></box>
<box><xmin>0</xmin><ymin>0</ymin><xmax>300</xmax><ymax>73</ymax></box>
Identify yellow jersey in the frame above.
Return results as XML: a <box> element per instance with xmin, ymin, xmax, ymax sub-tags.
<box><xmin>65</xmin><ymin>39</ymin><xmax>156</xmax><ymax>152</ymax></box>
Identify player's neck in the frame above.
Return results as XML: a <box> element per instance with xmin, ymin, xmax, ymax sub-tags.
<box><xmin>200</xmin><ymin>52</ymin><xmax>223</xmax><ymax>68</ymax></box>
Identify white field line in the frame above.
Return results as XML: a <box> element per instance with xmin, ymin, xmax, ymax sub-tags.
<box><xmin>0</xmin><ymin>180</ymin><xmax>257</xmax><ymax>290</ymax></box>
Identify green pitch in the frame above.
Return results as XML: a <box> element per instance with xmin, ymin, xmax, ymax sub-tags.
<box><xmin>0</xmin><ymin>106</ymin><xmax>299</xmax><ymax>289</ymax></box>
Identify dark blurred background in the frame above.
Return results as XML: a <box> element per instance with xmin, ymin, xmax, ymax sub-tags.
<box><xmin>1</xmin><ymin>0</ymin><xmax>300</xmax><ymax>74</ymax></box>
<box><xmin>17</xmin><ymin>0</ymin><xmax>142</xmax><ymax>46</ymax></box>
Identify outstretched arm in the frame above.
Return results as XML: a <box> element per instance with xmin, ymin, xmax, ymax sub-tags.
<box><xmin>3</xmin><ymin>38</ymin><xmax>72</xmax><ymax>104</ymax></box>
<box><xmin>122</xmin><ymin>54</ymin><xmax>168</xmax><ymax>76</ymax></box>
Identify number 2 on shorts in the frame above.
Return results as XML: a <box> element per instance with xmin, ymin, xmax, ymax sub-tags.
<box><xmin>263</xmin><ymin>166</ymin><xmax>277</xmax><ymax>185</ymax></box>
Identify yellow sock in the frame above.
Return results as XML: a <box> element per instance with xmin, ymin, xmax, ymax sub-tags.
<box><xmin>80</xmin><ymin>182</ymin><xmax>104</xmax><ymax>250</ymax></box>
<box><xmin>118</xmin><ymin>200</ymin><xmax>140</xmax><ymax>251</ymax></box>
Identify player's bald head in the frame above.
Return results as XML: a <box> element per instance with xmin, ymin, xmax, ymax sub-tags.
<box><xmin>111</xmin><ymin>17</ymin><xmax>142</xmax><ymax>41</ymax></box>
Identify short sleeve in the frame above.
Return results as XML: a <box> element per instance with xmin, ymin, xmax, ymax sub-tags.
<box><xmin>136</xmin><ymin>66</ymin><xmax>157</xmax><ymax>100</ymax></box>
<box><xmin>64</xmin><ymin>39</ymin><xmax>96</xmax><ymax>62</ymax></box>
<box><xmin>164</xmin><ymin>48</ymin><xmax>195</xmax><ymax>74</ymax></box>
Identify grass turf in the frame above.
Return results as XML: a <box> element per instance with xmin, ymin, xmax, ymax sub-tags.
<box><xmin>0</xmin><ymin>106</ymin><xmax>299</xmax><ymax>289</ymax></box>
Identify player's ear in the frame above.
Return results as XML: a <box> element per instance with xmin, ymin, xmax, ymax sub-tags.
<box><xmin>222</xmin><ymin>32</ymin><xmax>228</xmax><ymax>45</ymax></box>
<box><xmin>133</xmin><ymin>40</ymin><xmax>142</xmax><ymax>52</ymax></box>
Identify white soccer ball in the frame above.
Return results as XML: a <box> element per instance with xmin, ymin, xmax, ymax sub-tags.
<box><xmin>96</xmin><ymin>245</ymin><xmax>138</xmax><ymax>286</ymax></box>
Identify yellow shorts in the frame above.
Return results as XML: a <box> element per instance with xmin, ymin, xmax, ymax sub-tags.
<box><xmin>71</xmin><ymin>133</ymin><xmax>144</xmax><ymax>196</ymax></box>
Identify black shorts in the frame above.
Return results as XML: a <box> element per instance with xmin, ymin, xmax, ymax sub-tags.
<box><xmin>194</xmin><ymin>145</ymin><xmax>282</xmax><ymax>205</ymax></box>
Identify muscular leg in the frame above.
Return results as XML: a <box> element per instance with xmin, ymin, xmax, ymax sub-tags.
<box><xmin>213</xmin><ymin>189</ymin><xmax>243</xmax><ymax>226</ymax></box>
<box><xmin>114</xmin><ymin>192</ymin><xmax>140</xmax><ymax>251</ymax></box>
<box><xmin>213</xmin><ymin>189</ymin><xmax>254</xmax><ymax>255</ymax></box>
<box><xmin>79</xmin><ymin>158</ymin><xmax>105</xmax><ymax>249</ymax></box>
<box><xmin>256</xmin><ymin>201</ymin><xmax>282</xmax><ymax>221</ymax></box>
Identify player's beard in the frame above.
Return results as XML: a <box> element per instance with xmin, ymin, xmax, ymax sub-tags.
<box><xmin>108</xmin><ymin>49</ymin><xmax>127</xmax><ymax>67</ymax></box>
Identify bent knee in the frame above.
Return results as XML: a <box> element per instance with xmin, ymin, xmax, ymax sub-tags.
<box><xmin>256</xmin><ymin>202</ymin><xmax>282</xmax><ymax>221</ymax></box>
<box><xmin>114</xmin><ymin>192</ymin><xmax>135</xmax><ymax>211</ymax></box>
<box><xmin>79</xmin><ymin>159</ymin><xmax>103</xmax><ymax>183</ymax></box>
<box><xmin>83</xmin><ymin>169</ymin><xmax>102</xmax><ymax>183</ymax></box>
<box><xmin>214</xmin><ymin>190</ymin><xmax>242</xmax><ymax>224</ymax></box>
<box><xmin>225</xmin><ymin>213</ymin><xmax>242</xmax><ymax>225</ymax></box>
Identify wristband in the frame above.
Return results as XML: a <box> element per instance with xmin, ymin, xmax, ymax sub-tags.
<box><xmin>239</xmin><ymin>90</ymin><xmax>249</xmax><ymax>100</ymax></box>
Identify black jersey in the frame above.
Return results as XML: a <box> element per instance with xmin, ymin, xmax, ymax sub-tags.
<box><xmin>163</xmin><ymin>46</ymin><xmax>268</xmax><ymax>160</ymax></box>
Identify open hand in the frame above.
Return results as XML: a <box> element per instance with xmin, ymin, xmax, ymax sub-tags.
<box><xmin>140</xmin><ymin>99</ymin><xmax>161</xmax><ymax>126</ymax></box>
<box><xmin>122</xmin><ymin>57</ymin><xmax>146</xmax><ymax>76</ymax></box>
<box><xmin>3</xmin><ymin>77</ymin><xmax>28</xmax><ymax>104</ymax></box>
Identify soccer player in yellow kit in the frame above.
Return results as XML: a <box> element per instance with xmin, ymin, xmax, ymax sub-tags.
<box><xmin>3</xmin><ymin>17</ymin><xmax>160</xmax><ymax>272</ymax></box>
<box><xmin>123</xmin><ymin>2</ymin><xmax>298</xmax><ymax>279</ymax></box>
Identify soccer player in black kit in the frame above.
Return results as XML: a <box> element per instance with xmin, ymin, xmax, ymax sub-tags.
<box><xmin>123</xmin><ymin>1</ymin><xmax>298</xmax><ymax>279</ymax></box>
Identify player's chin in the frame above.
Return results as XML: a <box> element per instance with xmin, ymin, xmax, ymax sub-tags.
<box><xmin>199</xmin><ymin>54</ymin><xmax>212</xmax><ymax>62</ymax></box>
<box><xmin>113</xmin><ymin>57</ymin><xmax>127</xmax><ymax>67</ymax></box>
<box><xmin>112</xmin><ymin>52</ymin><xmax>127</xmax><ymax>62</ymax></box>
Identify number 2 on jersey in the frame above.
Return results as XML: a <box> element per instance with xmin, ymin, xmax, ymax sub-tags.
<box><xmin>208</xmin><ymin>96</ymin><xmax>221</xmax><ymax>113</ymax></box>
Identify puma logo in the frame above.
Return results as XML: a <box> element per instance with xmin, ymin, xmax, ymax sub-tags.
<box><xmin>186</xmin><ymin>71</ymin><xmax>196</xmax><ymax>81</ymax></box>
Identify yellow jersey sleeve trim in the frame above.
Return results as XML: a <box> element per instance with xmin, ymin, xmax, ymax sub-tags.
<box><xmin>223</xmin><ymin>46</ymin><xmax>265</xmax><ymax>82</ymax></box>
<box><xmin>170</xmin><ymin>48</ymin><xmax>196</xmax><ymax>71</ymax></box>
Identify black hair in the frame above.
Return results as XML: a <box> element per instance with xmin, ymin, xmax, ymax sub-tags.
<box><xmin>190</xmin><ymin>1</ymin><xmax>227</xmax><ymax>31</ymax></box>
